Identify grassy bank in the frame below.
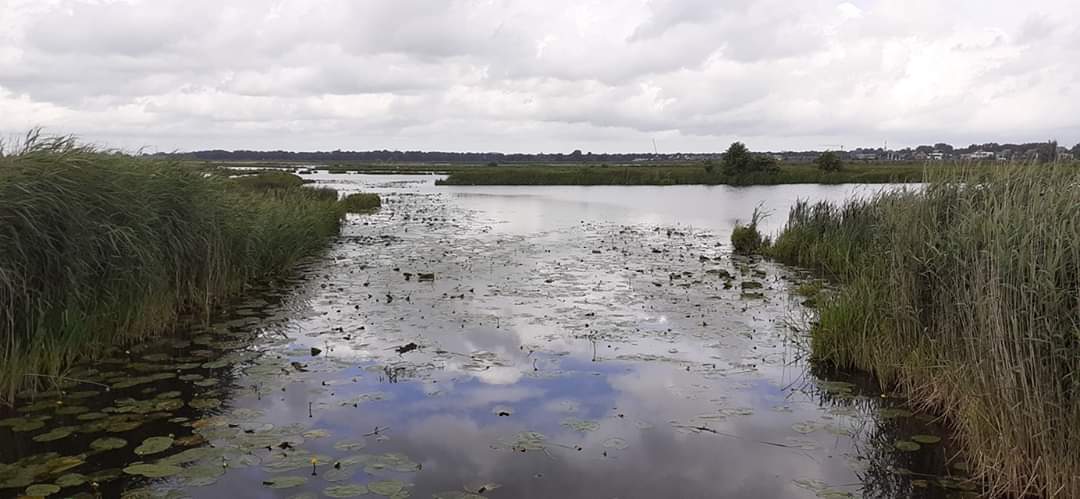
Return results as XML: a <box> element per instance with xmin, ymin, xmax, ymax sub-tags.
<box><xmin>762</xmin><ymin>164</ymin><xmax>1080</xmax><ymax>497</ymax></box>
<box><xmin>341</xmin><ymin>193</ymin><xmax>382</xmax><ymax>212</ymax></box>
<box><xmin>0</xmin><ymin>136</ymin><xmax>347</xmax><ymax>402</ymax></box>
<box><xmin>436</xmin><ymin>163</ymin><xmax>926</xmax><ymax>185</ymax></box>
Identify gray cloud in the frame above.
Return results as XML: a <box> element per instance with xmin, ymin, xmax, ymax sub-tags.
<box><xmin>1</xmin><ymin>0</ymin><xmax>1078</xmax><ymax>152</ymax></box>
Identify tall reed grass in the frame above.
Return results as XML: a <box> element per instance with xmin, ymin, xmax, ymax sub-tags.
<box><xmin>767</xmin><ymin>164</ymin><xmax>1080</xmax><ymax>497</ymax></box>
<box><xmin>0</xmin><ymin>134</ymin><xmax>345</xmax><ymax>401</ymax></box>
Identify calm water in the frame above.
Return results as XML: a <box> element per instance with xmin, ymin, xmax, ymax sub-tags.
<box><xmin>0</xmin><ymin>175</ymin><xmax>975</xmax><ymax>499</ymax></box>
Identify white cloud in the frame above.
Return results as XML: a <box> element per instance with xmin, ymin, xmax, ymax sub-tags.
<box><xmin>1</xmin><ymin>0</ymin><xmax>1078</xmax><ymax>151</ymax></box>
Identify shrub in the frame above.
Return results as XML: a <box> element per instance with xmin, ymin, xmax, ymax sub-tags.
<box><xmin>730</xmin><ymin>207</ymin><xmax>770</xmax><ymax>254</ymax></box>
<box><xmin>815</xmin><ymin>151</ymin><xmax>843</xmax><ymax>172</ymax></box>
<box><xmin>342</xmin><ymin>193</ymin><xmax>382</xmax><ymax>212</ymax></box>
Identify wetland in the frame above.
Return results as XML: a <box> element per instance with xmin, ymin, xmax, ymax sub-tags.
<box><xmin>1</xmin><ymin>174</ymin><xmax>976</xmax><ymax>499</ymax></box>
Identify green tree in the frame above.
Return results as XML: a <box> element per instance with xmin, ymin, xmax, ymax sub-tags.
<box><xmin>721</xmin><ymin>142</ymin><xmax>778</xmax><ymax>175</ymax></box>
<box><xmin>703</xmin><ymin>159</ymin><xmax>716</xmax><ymax>174</ymax></box>
<box><xmin>815</xmin><ymin>151</ymin><xmax>843</xmax><ymax>172</ymax></box>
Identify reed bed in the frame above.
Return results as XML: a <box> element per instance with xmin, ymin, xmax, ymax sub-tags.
<box><xmin>0</xmin><ymin>135</ymin><xmax>345</xmax><ymax>402</ymax></box>
<box><xmin>765</xmin><ymin>164</ymin><xmax>1080</xmax><ymax>497</ymax></box>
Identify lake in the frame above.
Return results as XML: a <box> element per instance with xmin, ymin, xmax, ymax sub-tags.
<box><xmin>0</xmin><ymin>175</ymin><xmax>973</xmax><ymax>499</ymax></box>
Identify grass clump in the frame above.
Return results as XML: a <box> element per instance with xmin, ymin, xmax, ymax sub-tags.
<box><xmin>341</xmin><ymin>193</ymin><xmax>382</xmax><ymax>212</ymax></box>
<box><xmin>0</xmin><ymin>134</ymin><xmax>345</xmax><ymax>401</ymax></box>
<box><xmin>730</xmin><ymin>207</ymin><xmax>770</xmax><ymax>255</ymax></box>
<box><xmin>768</xmin><ymin>164</ymin><xmax>1080</xmax><ymax>497</ymax></box>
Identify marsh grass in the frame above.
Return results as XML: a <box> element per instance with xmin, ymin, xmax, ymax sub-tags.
<box><xmin>0</xmin><ymin>135</ymin><xmax>345</xmax><ymax>402</ymax></box>
<box><xmin>767</xmin><ymin>164</ymin><xmax>1080</xmax><ymax>497</ymax></box>
<box><xmin>341</xmin><ymin>193</ymin><xmax>382</xmax><ymax>212</ymax></box>
<box><xmin>730</xmin><ymin>207</ymin><xmax>770</xmax><ymax>254</ymax></box>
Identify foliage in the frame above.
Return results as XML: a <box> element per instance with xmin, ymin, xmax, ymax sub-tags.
<box><xmin>720</xmin><ymin>142</ymin><xmax>779</xmax><ymax>176</ymax></box>
<box><xmin>768</xmin><ymin>164</ymin><xmax>1080</xmax><ymax>497</ymax></box>
<box><xmin>0</xmin><ymin>134</ymin><xmax>345</xmax><ymax>400</ymax></box>
<box><xmin>341</xmin><ymin>193</ymin><xmax>382</xmax><ymax>212</ymax></box>
<box><xmin>730</xmin><ymin>207</ymin><xmax>770</xmax><ymax>255</ymax></box>
<box><xmin>815</xmin><ymin>151</ymin><xmax>844</xmax><ymax>172</ymax></box>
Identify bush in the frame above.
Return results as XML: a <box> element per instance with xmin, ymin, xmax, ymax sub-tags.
<box><xmin>730</xmin><ymin>207</ymin><xmax>770</xmax><ymax>254</ymax></box>
<box><xmin>342</xmin><ymin>193</ymin><xmax>382</xmax><ymax>212</ymax></box>
<box><xmin>815</xmin><ymin>151</ymin><xmax>843</xmax><ymax>172</ymax></box>
<box><xmin>721</xmin><ymin>142</ymin><xmax>780</xmax><ymax>176</ymax></box>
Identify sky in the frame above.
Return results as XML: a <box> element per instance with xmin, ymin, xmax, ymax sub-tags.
<box><xmin>0</xmin><ymin>0</ymin><xmax>1078</xmax><ymax>153</ymax></box>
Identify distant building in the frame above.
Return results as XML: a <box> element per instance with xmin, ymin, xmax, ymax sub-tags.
<box><xmin>1057</xmin><ymin>147</ymin><xmax>1074</xmax><ymax>161</ymax></box>
<box><xmin>930</xmin><ymin>151</ymin><xmax>946</xmax><ymax>161</ymax></box>
<box><xmin>971</xmin><ymin>150</ymin><xmax>995</xmax><ymax>160</ymax></box>
<box><xmin>914</xmin><ymin>151</ymin><xmax>929</xmax><ymax>161</ymax></box>
<box><xmin>996</xmin><ymin>150</ymin><xmax>1012</xmax><ymax>161</ymax></box>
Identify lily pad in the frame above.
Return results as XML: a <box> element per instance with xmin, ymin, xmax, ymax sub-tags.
<box><xmin>911</xmin><ymin>434</ymin><xmax>942</xmax><ymax>444</ymax></box>
<box><xmin>25</xmin><ymin>484</ymin><xmax>61</xmax><ymax>496</ymax></box>
<box><xmin>134</xmin><ymin>436</ymin><xmax>173</xmax><ymax>456</ymax></box>
<box><xmin>123</xmin><ymin>463</ymin><xmax>182</xmax><ymax>478</ymax></box>
<box><xmin>894</xmin><ymin>440</ymin><xmax>921</xmax><ymax>452</ymax></box>
<box><xmin>791</xmin><ymin>422</ymin><xmax>817</xmax><ymax>434</ymax></box>
<box><xmin>324</xmin><ymin>484</ymin><xmax>369</xmax><ymax>497</ymax></box>
<box><xmin>879</xmin><ymin>407</ymin><xmax>913</xmax><ymax>419</ymax></box>
<box><xmin>55</xmin><ymin>473</ymin><xmax>88</xmax><ymax>488</ymax></box>
<box><xmin>188</xmin><ymin>398</ymin><xmax>221</xmax><ymax>410</ymax></box>
<box><xmin>369</xmin><ymin>480</ymin><xmax>406</xmax><ymax>496</ymax></box>
<box><xmin>90</xmin><ymin>437</ymin><xmax>128</xmax><ymax>451</ymax></box>
<box><xmin>333</xmin><ymin>440</ymin><xmax>366</xmax><ymax>452</ymax></box>
<box><xmin>263</xmin><ymin>476</ymin><xmax>309</xmax><ymax>489</ymax></box>
<box><xmin>559</xmin><ymin>418</ymin><xmax>599</xmax><ymax>432</ymax></box>
<box><xmin>32</xmin><ymin>426</ymin><xmax>77</xmax><ymax>442</ymax></box>
<box><xmin>602</xmin><ymin>438</ymin><xmax>629</xmax><ymax>450</ymax></box>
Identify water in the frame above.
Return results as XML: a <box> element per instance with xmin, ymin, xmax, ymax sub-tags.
<box><xmin>0</xmin><ymin>175</ymin><xmax>974</xmax><ymax>499</ymax></box>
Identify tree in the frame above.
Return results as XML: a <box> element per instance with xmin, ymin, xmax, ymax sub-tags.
<box><xmin>721</xmin><ymin>142</ymin><xmax>778</xmax><ymax>176</ymax></box>
<box><xmin>815</xmin><ymin>151</ymin><xmax>843</xmax><ymax>172</ymax></box>
<box><xmin>1071</xmin><ymin>143</ymin><xmax>1080</xmax><ymax>156</ymax></box>
<box><xmin>703</xmin><ymin>159</ymin><xmax>716</xmax><ymax>174</ymax></box>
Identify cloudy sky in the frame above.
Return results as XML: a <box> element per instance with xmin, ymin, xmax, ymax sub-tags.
<box><xmin>1</xmin><ymin>0</ymin><xmax>1078</xmax><ymax>153</ymax></box>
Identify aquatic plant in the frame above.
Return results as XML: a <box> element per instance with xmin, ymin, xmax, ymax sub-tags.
<box><xmin>0</xmin><ymin>133</ymin><xmax>345</xmax><ymax>401</ymax></box>
<box><xmin>730</xmin><ymin>207</ymin><xmax>770</xmax><ymax>255</ymax></box>
<box><xmin>768</xmin><ymin>163</ymin><xmax>1080</xmax><ymax>497</ymax></box>
<box><xmin>341</xmin><ymin>193</ymin><xmax>382</xmax><ymax>212</ymax></box>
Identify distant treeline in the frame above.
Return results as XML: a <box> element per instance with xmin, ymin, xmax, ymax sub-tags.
<box><xmin>158</xmin><ymin>140</ymin><xmax>1080</xmax><ymax>164</ymax></box>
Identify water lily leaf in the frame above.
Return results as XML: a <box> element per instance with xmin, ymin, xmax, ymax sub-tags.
<box><xmin>123</xmin><ymin>463</ymin><xmax>182</xmax><ymax>478</ymax></box>
<box><xmin>559</xmin><ymin>418</ymin><xmax>599</xmax><ymax>432</ymax></box>
<box><xmin>894</xmin><ymin>440</ymin><xmax>921</xmax><ymax>452</ymax></box>
<box><xmin>464</xmin><ymin>482</ymin><xmax>501</xmax><ymax>494</ymax></box>
<box><xmin>368</xmin><ymin>480</ymin><xmax>405</xmax><ymax>496</ymax></box>
<box><xmin>189</xmin><ymin>398</ymin><xmax>221</xmax><ymax>410</ymax></box>
<box><xmin>76</xmin><ymin>412</ymin><xmax>108</xmax><ymax>421</ymax></box>
<box><xmin>434</xmin><ymin>493</ymin><xmax>484</xmax><ymax>499</ymax></box>
<box><xmin>90</xmin><ymin>437</ymin><xmax>128</xmax><ymax>451</ymax></box>
<box><xmin>322</xmin><ymin>466</ymin><xmax>357</xmax><ymax>482</ymax></box>
<box><xmin>911</xmin><ymin>434</ymin><xmax>941</xmax><ymax>444</ymax></box>
<box><xmin>45</xmin><ymin>455</ymin><xmax>85</xmax><ymax>474</ymax></box>
<box><xmin>262</xmin><ymin>476</ymin><xmax>308</xmax><ymax>489</ymax></box>
<box><xmin>791</xmin><ymin>422</ymin><xmax>817</xmax><ymax>434</ymax></box>
<box><xmin>25</xmin><ymin>483</ymin><xmax>61</xmax><ymax>496</ymax></box>
<box><xmin>179</xmin><ymin>464</ymin><xmax>226</xmax><ymax>487</ymax></box>
<box><xmin>54</xmin><ymin>473</ymin><xmax>88</xmax><ymax>488</ymax></box>
<box><xmin>301</xmin><ymin>429</ymin><xmax>330</xmax><ymax>439</ymax></box>
<box><xmin>11</xmin><ymin>419</ymin><xmax>46</xmax><ymax>432</ymax></box>
<box><xmin>333</xmin><ymin>440</ymin><xmax>366</xmax><ymax>451</ymax></box>
<box><xmin>324</xmin><ymin>484</ymin><xmax>369</xmax><ymax>497</ymax></box>
<box><xmin>602</xmin><ymin>438</ymin><xmax>629</xmax><ymax>450</ymax></box>
<box><xmin>33</xmin><ymin>426</ymin><xmax>77</xmax><ymax>442</ymax></box>
<box><xmin>55</xmin><ymin>405</ymin><xmax>90</xmax><ymax>415</ymax></box>
<box><xmin>134</xmin><ymin>436</ymin><xmax>173</xmax><ymax>456</ymax></box>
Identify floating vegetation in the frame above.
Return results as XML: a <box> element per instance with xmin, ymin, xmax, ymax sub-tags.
<box><xmin>559</xmin><ymin>418</ymin><xmax>599</xmax><ymax>432</ymax></box>
<box><xmin>122</xmin><ymin>463</ymin><xmax>183</xmax><ymax>478</ymax></box>
<box><xmin>134</xmin><ymin>436</ymin><xmax>174</xmax><ymax>456</ymax></box>
<box><xmin>368</xmin><ymin>479</ymin><xmax>407</xmax><ymax>496</ymax></box>
<box><xmin>911</xmin><ymin>434</ymin><xmax>942</xmax><ymax>445</ymax></box>
<box><xmin>894</xmin><ymin>440</ymin><xmax>921</xmax><ymax>452</ymax></box>
<box><xmin>324</xmin><ymin>484</ymin><xmax>369</xmax><ymax>497</ymax></box>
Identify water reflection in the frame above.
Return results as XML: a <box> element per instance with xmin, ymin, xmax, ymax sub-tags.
<box><xmin>0</xmin><ymin>176</ymin><xmax>971</xmax><ymax>499</ymax></box>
